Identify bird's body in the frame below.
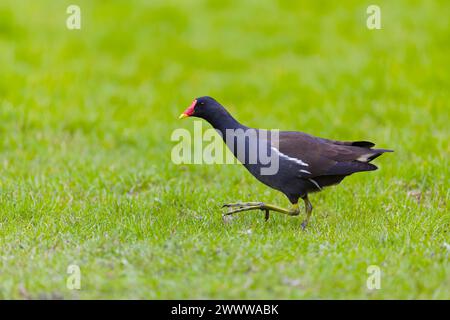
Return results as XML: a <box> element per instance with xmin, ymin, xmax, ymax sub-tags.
<box><xmin>224</xmin><ymin>129</ymin><xmax>389</xmax><ymax>203</ymax></box>
<box><xmin>180</xmin><ymin>96</ymin><xmax>393</xmax><ymax>228</ymax></box>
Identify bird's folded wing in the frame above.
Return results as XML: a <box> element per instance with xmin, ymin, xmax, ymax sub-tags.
<box><xmin>273</xmin><ymin>131</ymin><xmax>377</xmax><ymax>177</ymax></box>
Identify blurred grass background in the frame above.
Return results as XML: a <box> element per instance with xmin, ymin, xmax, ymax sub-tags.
<box><xmin>0</xmin><ymin>0</ymin><xmax>449</xmax><ymax>299</ymax></box>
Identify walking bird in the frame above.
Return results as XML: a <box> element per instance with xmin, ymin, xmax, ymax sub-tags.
<box><xmin>179</xmin><ymin>96</ymin><xmax>393</xmax><ymax>228</ymax></box>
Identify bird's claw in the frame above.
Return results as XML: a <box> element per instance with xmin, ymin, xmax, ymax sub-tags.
<box><xmin>222</xmin><ymin>202</ymin><xmax>264</xmax><ymax>209</ymax></box>
<box><xmin>264</xmin><ymin>209</ymin><xmax>270</xmax><ymax>221</ymax></box>
<box><xmin>222</xmin><ymin>202</ymin><xmax>268</xmax><ymax>220</ymax></box>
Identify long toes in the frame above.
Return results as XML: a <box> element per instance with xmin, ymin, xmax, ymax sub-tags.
<box><xmin>222</xmin><ymin>203</ymin><xmax>247</xmax><ymax>208</ymax></box>
<box><xmin>222</xmin><ymin>203</ymin><xmax>240</xmax><ymax>208</ymax></box>
<box><xmin>223</xmin><ymin>205</ymin><xmax>262</xmax><ymax>215</ymax></box>
<box><xmin>222</xmin><ymin>202</ymin><xmax>263</xmax><ymax>208</ymax></box>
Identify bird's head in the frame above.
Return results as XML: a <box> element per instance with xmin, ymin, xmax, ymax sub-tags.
<box><xmin>179</xmin><ymin>96</ymin><xmax>224</xmax><ymax>121</ymax></box>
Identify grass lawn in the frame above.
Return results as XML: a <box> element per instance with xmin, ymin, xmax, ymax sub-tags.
<box><xmin>0</xmin><ymin>0</ymin><xmax>449</xmax><ymax>299</ymax></box>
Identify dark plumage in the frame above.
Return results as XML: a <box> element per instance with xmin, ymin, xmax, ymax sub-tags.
<box><xmin>179</xmin><ymin>96</ymin><xmax>393</xmax><ymax>228</ymax></box>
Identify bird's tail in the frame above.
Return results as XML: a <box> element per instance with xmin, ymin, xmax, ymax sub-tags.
<box><xmin>360</xmin><ymin>148</ymin><xmax>394</xmax><ymax>162</ymax></box>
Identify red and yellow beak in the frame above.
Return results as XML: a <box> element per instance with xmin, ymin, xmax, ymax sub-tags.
<box><xmin>179</xmin><ymin>99</ymin><xmax>197</xmax><ymax>119</ymax></box>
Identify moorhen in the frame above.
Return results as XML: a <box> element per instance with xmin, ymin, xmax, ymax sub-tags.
<box><xmin>179</xmin><ymin>96</ymin><xmax>393</xmax><ymax>228</ymax></box>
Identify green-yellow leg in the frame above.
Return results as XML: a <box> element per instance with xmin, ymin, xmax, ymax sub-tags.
<box><xmin>300</xmin><ymin>195</ymin><xmax>313</xmax><ymax>230</ymax></box>
<box><xmin>223</xmin><ymin>202</ymin><xmax>300</xmax><ymax>220</ymax></box>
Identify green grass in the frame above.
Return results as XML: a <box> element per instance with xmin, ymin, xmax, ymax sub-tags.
<box><xmin>0</xmin><ymin>0</ymin><xmax>449</xmax><ymax>299</ymax></box>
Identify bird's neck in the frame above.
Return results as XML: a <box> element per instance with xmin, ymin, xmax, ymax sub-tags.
<box><xmin>203</xmin><ymin>109</ymin><xmax>248</xmax><ymax>137</ymax></box>
<box><xmin>202</xmin><ymin>108</ymin><xmax>258</xmax><ymax>165</ymax></box>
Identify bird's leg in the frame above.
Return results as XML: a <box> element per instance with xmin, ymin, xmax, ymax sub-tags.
<box><xmin>221</xmin><ymin>202</ymin><xmax>265</xmax><ymax>208</ymax></box>
<box><xmin>222</xmin><ymin>202</ymin><xmax>300</xmax><ymax>219</ymax></box>
<box><xmin>300</xmin><ymin>195</ymin><xmax>313</xmax><ymax>230</ymax></box>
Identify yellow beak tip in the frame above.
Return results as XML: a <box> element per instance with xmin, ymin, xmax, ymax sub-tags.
<box><xmin>179</xmin><ymin>113</ymin><xmax>188</xmax><ymax>119</ymax></box>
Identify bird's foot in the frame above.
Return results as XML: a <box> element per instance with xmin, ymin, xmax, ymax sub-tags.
<box><xmin>264</xmin><ymin>209</ymin><xmax>270</xmax><ymax>221</ymax></box>
<box><xmin>222</xmin><ymin>202</ymin><xmax>266</xmax><ymax>217</ymax></box>
<box><xmin>222</xmin><ymin>202</ymin><xmax>299</xmax><ymax>220</ymax></box>
<box><xmin>222</xmin><ymin>202</ymin><xmax>264</xmax><ymax>209</ymax></box>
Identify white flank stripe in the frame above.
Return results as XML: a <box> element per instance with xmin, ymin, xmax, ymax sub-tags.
<box><xmin>300</xmin><ymin>169</ymin><xmax>311</xmax><ymax>174</ymax></box>
<box><xmin>308</xmin><ymin>178</ymin><xmax>322</xmax><ymax>190</ymax></box>
<box><xmin>271</xmin><ymin>147</ymin><xmax>309</xmax><ymax>167</ymax></box>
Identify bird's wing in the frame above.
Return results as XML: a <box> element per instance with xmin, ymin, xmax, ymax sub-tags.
<box><xmin>272</xmin><ymin>131</ymin><xmax>378</xmax><ymax>178</ymax></box>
